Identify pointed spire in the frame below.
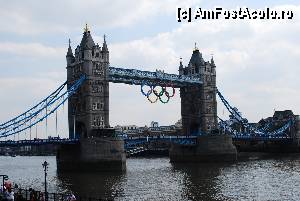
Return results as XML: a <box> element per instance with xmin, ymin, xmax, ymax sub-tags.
<box><xmin>102</xmin><ymin>34</ymin><xmax>108</xmax><ymax>52</ymax></box>
<box><xmin>178</xmin><ymin>57</ymin><xmax>184</xmax><ymax>75</ymax></box>
<box><xmin>80</xmin><ymin>24</ymin><xmax>95</xmax><ymax>50</ymax></box>
<box><xmin>179</xmin><ymin>57</ymin><xmax>183</xmax><ymax>68</ymax></box>
<box><xmin>67</xmin><ymin>38</ymin><xmax>73</xmax><ymax>57</ymax></box>
<box><xmin>211</xmin><ymin>54</ymin><xmax>215</xmax><ymax>66</ymax></box>
<box><xmin>84</xmin><ymin>23</ymin><xmax>89</xmax><ymax>33</ymax></box>
<box><xmin>189</xmin><ymin>45</ymin><xmax>204</xmax><ymax>67</ymax></box>
<box><xmin>194</xmin><ymin>42</ymin><xmax>198</xmax><ymax>51</ymax></box>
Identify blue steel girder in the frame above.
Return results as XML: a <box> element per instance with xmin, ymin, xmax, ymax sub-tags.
<box><xmin>0</xmin><ymin>138</ymin><xmax>79</xmax><ymax>147</ymax></box>
<box><xmin>108</xmin><ymin>67</ymin><xmax>202</xmax><ymax>87</ymax></box>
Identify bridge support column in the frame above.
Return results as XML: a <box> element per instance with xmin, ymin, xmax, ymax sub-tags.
<box><xmin>57</xmin><ymin>137</ymin><xmax>126</xmax><ymax>172</ymax></box>
<box><xmin>169</xmin><ymin>134</ymin><xmax>237</xmax><ymax>163</ymax></box>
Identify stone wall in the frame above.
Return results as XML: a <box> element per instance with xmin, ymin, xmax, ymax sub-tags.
<box><xmin>169</xmin><ymin>134</ymin><xmax>237</xmax><ymax>162</ymax></box>
<box><xmin>57</xmin><ymin>137</ymin><xmax>126</xmax><ymax>172</ymax></box>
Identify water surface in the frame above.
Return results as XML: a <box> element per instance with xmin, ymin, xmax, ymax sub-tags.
<box><xmin>1</xmin><ymin>155</ymin><xmax>300</xmax><ymax>200</ymax></box>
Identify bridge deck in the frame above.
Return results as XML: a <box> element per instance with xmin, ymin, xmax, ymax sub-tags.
<box><xmin>0</xmin><ymin>135</ymin><xmax>295</xmax><ymax>147</ymax></box>
<box><xmin>108</xmin><ymin>67</ymin><xmax>202</xmax><ymax>87</ymax></box>
<box><xmin>0</xmin><ymin>138</ymin><xmax>79</xmax><ymax>146</ymax></box>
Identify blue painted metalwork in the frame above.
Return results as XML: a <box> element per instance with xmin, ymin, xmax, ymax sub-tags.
<box><xmin>0</xmin><ymin>135</ymin><xmax>197</xmax><ymax>148</ymax></box>
<box><xmin>217</xmin><ymin>89</ymin><xmax>248</xmax><ymax>125</ymax></box>
<box><xmin>124</xmin><ymin>135</ymin><xmax>197</xmax><ymax>149</ymax></box>
<box><xmin>0</xmin><ymin>75</ymin><xmax>86</xmax><ymax>138</ymax></box>
<box><xmin>217</xmin><ymin>89</ymin><xmax>294</xmax><ymax>140</ymax></box>
<box><xmin>0</xmin><ymin>138</ymin><xmax>79</xmax><ymax>147</ymax></box>
<box><xmin>0</xmin><ymin>81</ymin><xmax>67</xmax><ymax>130</ymax></box>
<box><xmin>108</xmin><ymin>67</ymin><xmax>202</xmax><ymax>87</ymax></box>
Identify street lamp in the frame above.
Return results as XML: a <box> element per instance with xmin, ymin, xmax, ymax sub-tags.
<box><xmin>42</xmin><ymin>161</ymin><xmax>49</xmax><ymax>201</ymax></box>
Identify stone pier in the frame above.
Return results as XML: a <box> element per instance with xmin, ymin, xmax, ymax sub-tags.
<box><xmin>169</xmin><ymin>134</ymin><xmax>237</xmax><ymax>163</ymax></box>
<box><xmin>57</xmin><ymin>137</ymin><xmax>126</xmax><ymax>172</ymax></box>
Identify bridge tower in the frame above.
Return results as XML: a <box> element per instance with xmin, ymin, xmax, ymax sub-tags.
<box><xmin>170</xmin><ymin>46</ymin><xmax>237</xmax><ymax>162</ymax></box>
<box><xmin>58</xmin><ymin>25</ymin><xmax>125</xmax><ymax>172</ymax></box>
<box><xmin>66</xmin><ymin>26</ymin><xmax>109</xmax><ymax>139</ymax></box>
<box><xmin>179</xmin><ymin>46</ymin><xmax>217</xmax><ymax>135</ymax></box>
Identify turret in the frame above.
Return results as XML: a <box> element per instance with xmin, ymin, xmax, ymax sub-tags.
<box><xmin>80</xmin><ymin>24</ymin><xmax>95</xmax><ymax>61</ymax></box>
<box><xmin>179</xmin><ymin>57</ymin><xmax>184</xmax><ymax>75</ymax></box>
<box><xmin>102</xmin><ymin>35</ymin><xmax>109</xmax><ymax>62</ymax></box>
<box><xmin>188</xmin><ymin>46</ymin><xmax>204</xmax><ymax>70</ymax></box>
<box><xmin>211</xmin><ymin>56</ymin><xmax>215</xmax><ymax>67</ymax></box>
<box><xmin>66</xmin><ymin>39</ymin><xmax>74</xmax><ymax>66</ymax></box>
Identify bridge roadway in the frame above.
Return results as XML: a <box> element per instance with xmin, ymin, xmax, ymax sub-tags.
<box><xmin>108</xmin><ymin>67</ymin><xmax>202</xmax><ymax>87</ymax></box>
<box><xmin>0</xmin><ymin>138</ymin><xmax>79</xmax><ymax>146</ymax></box>
<box><xmin>232</xmin><ymin>135</ymin><xmax>293</xmax><ymax>142</ymax></box>
<box><xmin>0</xmin><ymin>134</ymin><xmax>293</xmax><ymax>148</ymax></box>
<box><xmin>0</xmin><ymin>136</ymin><xmax>197</xmax><ymax>147</ymax></box>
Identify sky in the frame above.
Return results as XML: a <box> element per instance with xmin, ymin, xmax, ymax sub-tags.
<box><xmin>0</xmin><ymin>0</ymin><xmax>299</xmax><ymax>139</ymax></box>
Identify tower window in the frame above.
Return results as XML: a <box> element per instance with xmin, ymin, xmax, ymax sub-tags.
<box><xmin>92</xmin><ymin>101</ymin><xmax>104</xmax><ymax>110</ymax></box>
<box><xmin>93</xmin><ymin>63</ymin><xmax>104</xmax><ymax>76</ymax></box>
<box><xmin>91</xmin><ymin>84</ymin><xmax>103</xmax><ymax>93</ymax></box>
<box><xmin>92</xmin><ymin>115</ymin><xmax>104</xmax><ymax>127</ymax></box>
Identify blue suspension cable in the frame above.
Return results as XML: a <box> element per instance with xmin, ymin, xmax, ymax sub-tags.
<box><xmin>0</xmin><ymin>81</ymin><xmax>67</xmax><ymax>130</ymax></box>
<box><xmin>0</xmin><ymin>75</ymin><xmax>86</xmax><ymax>138</ymax></box>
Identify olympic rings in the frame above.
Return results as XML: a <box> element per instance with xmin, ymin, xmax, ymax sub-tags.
<box><xmin>141</xmin><ymin>81</ymin><xmax>153</xmax><ymax>96</ymax></box>
<box><xmin>147</xmin><ymin>92</ymin><xmax>159</xmax><ymax>103</ymax></box>
<box><xmin>159</xmin><ymin>90</ymin><xmax>170</xmax><ymax>104</ymax></box>
<box><xmin>153</xmin><ymin>86</ymin><xmax>164</xmax><ymax>97</ymax></box>
<box><xmin>140</xmin><ymin>81</ymin><xmax>176</xmax><ymax>104</ymax></box>
<box><xmin>165</xmin><ymin>84</ymin><xmax>175</xmax><ymax>97</ymax></box>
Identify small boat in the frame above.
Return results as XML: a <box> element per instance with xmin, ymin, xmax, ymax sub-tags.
<box><xmin>11</xmin><ymin>154</ymin><xmax>16</xmax><ymax>157</ymax></box>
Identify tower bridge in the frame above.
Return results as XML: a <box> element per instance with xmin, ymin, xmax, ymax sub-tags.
<box><xmin>0</xmin><ymin>26</ymin><xmax>298</xmax><ymax>171</ymax></box>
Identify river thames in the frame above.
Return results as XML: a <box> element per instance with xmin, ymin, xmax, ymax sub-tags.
<box><xmin>1</xmin><ymin>155</ymin><xmax>300</xmax><ymax>200</ymax></box>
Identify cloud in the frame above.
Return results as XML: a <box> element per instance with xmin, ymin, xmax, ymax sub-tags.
<box><xmin>0</xmin><ymin>0</ymin><xmax>199</xmax><ymax>35</ymax></box>
<box><xmin>108</xmin><ymin>4</ymin><xmax>300</xmax><ymax>123</ymax></box>
<box><xmin>0</xmin><ymin>42</ymin><xmax>65</xmax><ymax>57</ymax></box>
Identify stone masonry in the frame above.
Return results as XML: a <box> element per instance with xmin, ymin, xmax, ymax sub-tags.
<box><xmin>179</xmin><ymin>47</ymin><xmax>217</xmax><ymax>135</ymax></box>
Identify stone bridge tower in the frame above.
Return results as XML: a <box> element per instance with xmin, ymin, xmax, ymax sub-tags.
<box><xmin>66</xmin><ymin>26</ymin><xmax>110</xmax><ymax>139</ymax></box>
<box><xmin>179</xmin><ymin>47</ymin><xmax>217</xmax><ymax>135</ymax></box>
<box><xmin>58</xmin><ymin>26</ymin><xmax>125</xmax><ymax>172</ymax></box>
<box><xmin>170</xmin><ymin>46</ymin><xmax>236</xmax><ymax>163</ymax></box>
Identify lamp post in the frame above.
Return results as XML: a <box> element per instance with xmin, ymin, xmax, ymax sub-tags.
<box><xmin>42</xmin><ymin>161</ymin><xmax>49</xmax><ymax>201</ymax></box>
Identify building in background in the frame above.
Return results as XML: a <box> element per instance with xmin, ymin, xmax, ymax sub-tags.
<box><xmin>113</xmin><ymin>119</ymin><xmax>182</xmax><ymax>137</ymax></box>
